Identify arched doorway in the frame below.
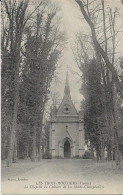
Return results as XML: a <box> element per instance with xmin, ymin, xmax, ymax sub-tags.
<box><xmin>64</xmin><ymin>140</ymin><xmax>71</xmax><ymax>158</ymax></box>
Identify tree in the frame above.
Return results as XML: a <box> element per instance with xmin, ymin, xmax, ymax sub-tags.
<box><xmin>18</xmin><ymin>5</ymin><xmax>65</xmax><ymax>161</ymax></box>
<box><xmin>1</xmin><ymin>0</ymin><xmax>30</xmax><ymax>166</ymax></box>
<box><xmin>80</xmin><ymin>58</ymin><xmax>107</xmax><ymax>160</ymax></box>
<box><xmin>1</xmin><ymin>0</ymin><xmax>46</xmax><ymax>166</ymax></box>
<box><xmin>75</xmin><ymin>0</ymin><xmax>123</xmax><ymax>166</ymax></box>
<box><xmin>75</xmin><ymin>0</ymin><xmax>123</xmax><ymax>97</ymax></box>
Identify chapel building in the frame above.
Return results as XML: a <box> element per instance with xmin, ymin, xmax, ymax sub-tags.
<box><xmin>49</xmin><ymin>73</ymin><xmax>85</xmax><ymax>158</ymax></box>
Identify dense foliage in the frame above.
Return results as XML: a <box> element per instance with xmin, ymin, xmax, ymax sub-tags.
<box><xmin>1</xmin><ymin>0</ymin><xmax>64</xmax><ymax>165</ymax></box>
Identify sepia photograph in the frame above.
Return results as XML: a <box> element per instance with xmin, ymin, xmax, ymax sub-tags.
<box><xmin>1</xmin><ymin>0</ymin><xmax>123</xmax><ymax>194</ymax></box>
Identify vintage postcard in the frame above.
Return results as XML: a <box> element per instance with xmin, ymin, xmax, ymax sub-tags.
<box><xmin>1</xmin><ymin>0</ymin><xmax>123</xmax><ymax>194</ymax></box>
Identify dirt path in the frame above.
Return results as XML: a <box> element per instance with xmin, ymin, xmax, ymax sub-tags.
<box><xmin>2</xmin><ymin>159</ymin><xmax>123</xmax><ymax>194</ymax></box>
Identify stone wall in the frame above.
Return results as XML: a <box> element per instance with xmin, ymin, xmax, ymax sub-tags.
<box><xmin>49</xmin><ymin>118</ymin><xmax>85</xmax><ymax>158</ymax></box>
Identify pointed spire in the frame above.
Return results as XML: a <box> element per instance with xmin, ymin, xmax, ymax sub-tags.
<box><xmin>64</xmin><ymin>71</ymin><xmax>70</xmax><ymax>95</ymax></box>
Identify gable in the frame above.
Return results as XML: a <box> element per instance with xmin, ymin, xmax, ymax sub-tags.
<box><xmin>57</xmin><ymin>94</ymin><xmax>78</xmax><ymax>116</ymax></box>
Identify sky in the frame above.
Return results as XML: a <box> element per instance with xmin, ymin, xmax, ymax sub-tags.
<box><xmin>49</xmin><ymin>0</ymin><xmax>90</xmax><ymax>111</ymax></box>
<box><xmin>48</xmin><ymin>0</ymin><xmax>123</xmax><ymax>113</ymax></box>
<box><xmin>2</xmin><ymin>0</ymin><xmax>122</xmax><ymax>114</ymax></box>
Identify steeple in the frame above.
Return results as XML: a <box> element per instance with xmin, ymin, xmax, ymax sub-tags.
<box><xmin>64</xmin><ymin>72</ymin><xmax>70</xmax><ymax>95</ymax></box>
<box><xmin>56</xmin><ymin>71</ymin><xmax>78</xmax><ymax>116</ymax></box>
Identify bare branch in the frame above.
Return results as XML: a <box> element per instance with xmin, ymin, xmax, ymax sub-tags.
<box><xmin>75</xmin><ymin>0</ymin><xmax>123</xmax><ymax>97</ymax></box>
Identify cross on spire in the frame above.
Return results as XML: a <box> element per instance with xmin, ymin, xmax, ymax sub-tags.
<box><xmin>64</xmin><ymin>71</ymin><xmax>70</xmax><ymax>95</ymax></box>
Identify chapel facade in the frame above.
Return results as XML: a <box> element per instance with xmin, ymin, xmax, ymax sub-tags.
<box><xmin>49</xmin><ymin>73</ymin><xmax>85</xmax><ymax>158</ymax></box>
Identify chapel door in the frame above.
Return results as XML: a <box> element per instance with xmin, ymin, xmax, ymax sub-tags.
<box><xmin>64</xmin><ymin>140</ymin><xmax>71</xmax><ymax>158</ymax></box>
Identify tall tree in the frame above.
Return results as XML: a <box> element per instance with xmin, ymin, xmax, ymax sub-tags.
<box><xmin>75</xmin><ymin>0</ymin><xmax>123</xmax><ymax>167</ymax></box>
<box><xmin>75</xmin><ymin>0</ymin><xmax>123</xmax><ymax>97</ymax></box>
<box><xmin>1</xmin><ymin>0</ymin><xmax>44</xmax><ymax>166</ymax></box>
<box><xmin>19</xmin><ymin>6</ymin><xmax>65</xmax><ymax>161</ymax></box>
<box><xmin>80</xmin><ymin>58</ymin><xmax>106</xmax><ymax>160</ymax></box>
<box><xmin>2</xmin><ymin>0</ymin><xmax>29</xmax><ymax>166</ymax></box>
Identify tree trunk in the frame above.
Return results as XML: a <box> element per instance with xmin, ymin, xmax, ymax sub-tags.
<box><xmin>96</xmin><ymin>149</ymin><xmax>100</xmax><ymax>162</ymax></box>
<box><xmin>111</xmin><ymin>84</ymin><xmax>120</xmax><ymax>168</ymax></box>
<box><xmin>7</xmin><ymin>51</ymin><xmax>20</xmax><ymax>167</ymax></box>
<box><xmin>107</xmin><ymin>144</ymin><xmax>112</xmax><ymax>160</ymax></box>
<box><xmin>31</xmin><ymin>129</ymin><xmax>37</xmax><ymax>162</ymax></box>
<box><xmin>38</xmin><ymin>123</ymin><xmax>43</xmax><ymax>161</ymax></box>
<box><xmin>100</xmin><ymin>139</ymin><xmax>104</xmax><ymax>161</ymax></box>
<box><xmin>38</xmin><ymin>142</ymin><xmax>42</xmax><ymax>161</ymax></box>
<box><xmin>13</xmin><ymin>141</ymin><xmax>17</xmax><ymax>163</ymax></box>
<box><xmin>26</xmin><ymin>142</ymin><xmax>29</xmax><ymax>159</ymax></box>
